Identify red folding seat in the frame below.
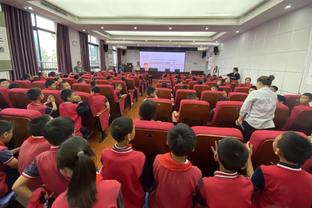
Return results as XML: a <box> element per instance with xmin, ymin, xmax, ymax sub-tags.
<box><xmin>234</xmin><ymin>86</ymin><xmax>250</xmax><ymax>94</ymax></box>
<box><xmin>147</xmin><ymin>98</ymin><xmax>172</xmax><ymax>122</ymax></box>
<box><xmin>125</xmin><ymin>78</ymin><xmax>139</xmax><ymax>101</ymax></box>
<box><xmin>174</xmin><ymin>84</ymin><xmax>189</xmax><ymax>94</ymax></box>
<box><xmin>205</xmin><ymin>81</ymin><xmax>218</xmax><ymax>86</ymax></box>
<box><xmin>0</xmin><ymin>108</ymin><xmax>41</xmax><ymax>147</ymax></box>
<box><xmin>0</xmin><ymin>87</ymin><xmax>13</xmax><ymax>108</ymax></box>
<box><xmin>96</xmin><ymin>80</ymin><xmax>111</xmax><ymax>85</ymax></box>
<box><xmin>210</xmin><ymin>101</ymin><xmax>243</xmax><ymax>127</ymax></box>
<box><xmin>188</xmin><ymin>81</ymin><xmax>197</xmax><ymax>89</ymax></box>
<box><xmin>31</xmin><ymin>81</ymin><xmax>45</xmax><ymax>89</ymax></box>
<box><xmin>8</xmin><ymin>88</ymin><xmax>30</xmax><ymax>109</ymax></box>
<box><xmin>14</xmin><ymin>80</ymin><xmax>31</xmax><ymax>88</ymax></box>
<box><xmin>273</xmin><ymin>103</ymin><xmax>289</xmax><ymax>130</ymax></box>
<box><xmin>41</xmin><ymin>89</ymin><xmax>62</xmax><ymax>105</ymax></box>
<box><xmin>96</xmin><ymin>84</ymin><xmax>126</xmax><ymax>116</ymax></box>
<box><xmin>219</xmin><ymin>86</ymin><xmax>232</xmax><ymax>94</ymax></box>
<box><xmin>284</xmin><ymin>94</ymin><xmax>300</xmax><ymax>111</ymax></box>
<box><xmin>190</xmin><ymin>126</ymin><xmax>243</xmax><ymax>176</ymax></box>
<box><xmin>156</xmin><ymin>88</ymin><xmax>172</xmax><ymax>99</ymax></box>
<box><xmin>193</xmin><ymin>84</ymin><xmax>210</xmax><ymax>98</ymax></box>
<box><xmin>131</xmin><ymin>120</ymin><xmax>174</xmax><ymax>161</ymax></box>
<box><xmin>250</xmin><ymin>130</ymin><xmax>307</xmax><ymax>168</ymax></box>
<box><xmin>283</xmin><ymin>105</ymin><xmax>312</xmax><ymax>135</ymax></box>
<box><xmin>229</xmin><ymin>92</ymin><xmax>248</xmax><ymax>101</ymax></box>
<box><xmin>87</xmin><ymin>95</ymin><xmax>110</xmax><ymax>132</ymax></box>
<box><xmin>158</xmin><ymin>79</ymin><xmax>171</xmax><ymax>84</ymax></box>
<box><xmin>177</xmin><ymin>100</ymin><xmax>210</xmax><ymax>126</ymax></box>
<box><xmin>62</xmin><ymin>78</ymin><xmax>75</xmax><ymax>85</ymax></box>
<box><xmin>200</xmin><ymin>90</ymin><xmax>225</xmax><ymax>109</ymax></box>
<box><xmin>72</xmin><ymin>83</ymin><xmax>91</xmax><ymax>93</ymax></box>
<box><xmin>156</xmin><ymin>83</ymin><xmax>172</xmax><ymax>89</ymax></box>
<box><xmin>174</xmin><ymin>89</ymin><xmax>196</xmax><ymax>110</ymax></box>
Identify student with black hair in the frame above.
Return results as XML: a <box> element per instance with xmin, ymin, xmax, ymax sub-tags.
<box><xmin>8</xmin><ymin>83</ymin><xmax>20</xmax><ymax>89</ymax></box>
<box><xmin>101</xmin><ymin>117</ymin><xmax>152</xmax><ymax>208</ymax></box>
<box><xmin>0</xmin><ymin>79</ymin><xmax>9</xmax><ymax>89</ymax></box>
<box><xmin>60</xmin><ymin>89</ymin><xmax>91</xmax><ymax>138</ymax></box>
<box><xmin>250</xmin><ymin>131</ymin><xmax>312</xmax><ymax>207</ymax></box>
<box><xmin>90</xmin><ymin>80</ymin><xmax>97</xmax><ymax>88</ymax></box>
<box><xmin>277</xmin><ymin>95</ymin><xmax>286</xmax><ymax>103</ymax></box>
<box><xmin>13</xmin><ymin>117</ymin><xmax>75</xmax><ymax>204</ymax></box>
<box><xmin>160</xmin><ymin>82</ymin><xmax>168</xmax><ymax>88</ymax></box>
<box><xmin>145</xmin><ymin>86</ymin><xmax>158</xmax><ymax>100</ymax></box>
<box><xmin>139</xmin><ymin>100</ymin><xmax>157</xmax><ymax>121</ymax></box>
<box><xmin>26</xmin><ymin>88</ymin><xmax>57</xmax><ymax>115</ymax></box>
<box><xmin>73</xmin><ymin>74</ymin><xmax>80</xmax><ymax>80</ymax></box>
<box><xmin>150</xmin><ymin>123</ymin><xmax>202</xmax><ymax>208</ymax></box>
<box><xmin>0</xmin><ymin>121</ymin><xmax>19</xmax><ymax>197</ymax></box>
<box><xmin>77</xmin><ymin>78</ymin><xmax>87</xmax><ymax>84</ymax></box>
<box><xmin>198</xmin><ymin>138</ymin><xmax>253</xmax><ymax>207</ymax></box>
<box><xmin>236</xmin><ymin>75</ymin><xmax>278</xmax><ymax>141</ymax></box>
<box><xmin>299</xmin><ymin>92</ymin><xmax>312</xmax><ymax>106</ymax></box>
<box><xmin>270</xmin><ymin>85</ymin><xmax>278</xmax><ymax>93</ymax></box>
<box><xmin>52</xmin><ymin>136</ymin><xmax>122</xmax><ymax>208</ymax></box>
<box><xmin>227</xmin><ymin>67</ymin><xmax>241</xmax><ymax>81</ymax></box>
<box><xmin>249</xmin><ymin>85</ymin><xmax>257</xmax><ymax>93</ymax></box>
<box><xmin>45</xmin><ymin>80</ymin><xmax>57</xmax><ymax>90</ymax></box>
<box><xmin>197</xmin><ymin>80</ymin><xmax>203</xmax><ymax>85</ymax></box>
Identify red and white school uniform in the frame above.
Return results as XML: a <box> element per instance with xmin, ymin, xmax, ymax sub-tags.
<box><xmin>52</xmin><ymin>179</ymin><xmax>121</xmax><ymax>208</ymax></box>
<box><xmin>59</xmin><ymin>102</ymin><xmax>82</xmax><ymax>136</ymax></box>
<box><xmin>100</xmin><ymin>145</ymin><xmax>145</xmax><ymax>208</ymax></box>
<box><xmin>200</xmin><ymin>171</ymin><xmax>253</xmax><ymax>208</ymax></box>
<box><xmin>27</xmin><ymin>102</ymin><xmax>49</xmax><ymax>115</ymax></box>
<box><xmin>0</xmin><ymin>142</ymin><xmax>14</xmax><ymax>197</ymax></box>
<box><xmin>23</xmin><ymin>146</ymin><xmax>69</xmax><ymax>197</ymax></box>
<box><xmin>252</xmin><ymin>163</ymin><xmax>312</xmax><ymax>208</ymax></box>
<box><xmin>149</xmin><ymin>153</ymin><xmax>202</xmax><ymax>208</ymax></box>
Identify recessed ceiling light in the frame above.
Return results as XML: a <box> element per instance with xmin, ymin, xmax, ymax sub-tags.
<box><xmin>134</xmin><ymin>26</ymin><xmax>137</xmax><ymax>30</ymax></box>
<box><xmin>82</xmin><ymin>29</ymin><xmax>86</xmax><ymax>32</ymax></box>
<box><xmin>100</xmin><ymin>26</ymin><xmax>104</xmax><ymax>29</ymax></box>
<box><xmin>285</xmin><ymin>5</ymin><xmax>291</xmax><ymax>9</ymax></box>
<box><xmin>205</xmin><ymin>27</ymin><xmax>209</xmax><ymax>30</ymax></box>
<box><xmin>169</xmin><ymin>27</ymin><xmax>172</xmax><ymax>30</ymax></box>
<box><xmin>27</xmin><ymin>6</ymin><xmax>33</xmax><ymax>10</ymax></box>
<box><xmin>236</xmin><ymin>30</ymin><xmax>240</xmax><ymax>33</ymax></box>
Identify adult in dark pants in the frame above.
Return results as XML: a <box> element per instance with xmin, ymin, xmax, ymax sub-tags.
<box><xmin>227</xmin><ymin>67</ymin><xmax>241</xmax><ymax>81</ymax></box>
<box><xmin>236</xmin><ymin>75</ymin><xmax>278</xmax><ymax>141</ymax></box>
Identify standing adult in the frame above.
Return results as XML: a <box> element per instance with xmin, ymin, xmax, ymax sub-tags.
<box><xmin>227</xmin><ymin>67</ymin><xmax>241</xmax><ymax>81</ymax></box>
<box><xmin>236</xmin><ymin>75</ymin><xmax>278</xmax><ymax>141</ymax></box>
<box><xmin>73</xmin><ymin>61</ymin><xmax>84</xmax><ymax>74</ymax></box>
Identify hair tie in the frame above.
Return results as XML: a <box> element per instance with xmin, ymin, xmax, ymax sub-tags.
<box><xmin>77</xmin><ymin>150</ymin><xmax>84</xmax><ymax>157</ymax></box>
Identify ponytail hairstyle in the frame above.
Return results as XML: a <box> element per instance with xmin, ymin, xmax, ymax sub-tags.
<box><xmin>57</xmin><ymin>136</ymin><xmax>96</xmax><ymax>208</ymax></box>
<box><xmin>257</xmin><ymin>75</ymin><xmax>275</xmax><ymax>86</ymax></box>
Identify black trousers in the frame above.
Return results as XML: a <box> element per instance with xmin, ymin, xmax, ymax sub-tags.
<box><xmin>242</xmin><ymin>121</ymin><xmax>274</xmax><ymax>142</ymax></box>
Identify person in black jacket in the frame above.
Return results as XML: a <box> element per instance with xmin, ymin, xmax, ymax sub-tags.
<box><xmin>227</xmin><ymin>67</ymin><xmax>241</xmax><ymax>81</ymax></box>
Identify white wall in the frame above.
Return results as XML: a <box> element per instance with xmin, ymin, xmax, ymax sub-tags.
<box><xmin>121</xmin><ymin>49</ymin><xmax>207</xmax><ymax>72</ymax></box>
<box><xmin>68</xmin><ymin>28</ymin><xmax>81</xmax><ymax>70</ymax></box>
<box><xmin>214</xmin><ymin>5</ymin><xmax>312</xmax><ymax>94</ymax></box>
<box><xmin>0</xmin><ymin>71</ymin><xmax>10</xmax><ymax>79</ymax></box>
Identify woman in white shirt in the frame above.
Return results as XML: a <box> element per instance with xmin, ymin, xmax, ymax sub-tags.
<box><xmin>236</xmin><ymin>75</ymin><xmax>278</xmax><ymax>141</ymax></box>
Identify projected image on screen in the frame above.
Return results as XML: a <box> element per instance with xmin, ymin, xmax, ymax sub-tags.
<box><xmin>140</xmin><ymin>51</ymin><xmax>186</xmax><ymax>72</ymax></box>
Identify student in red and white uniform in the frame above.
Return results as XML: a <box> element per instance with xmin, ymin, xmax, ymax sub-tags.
<box><xmin>60</xmin><ymin>89</ymin><xmax>91</xmax><ymax>138</ymax></box>
<box><xmin>52</xmin><ymin>136</ymin><xmax>122</xmax><ymax>208</ymax></box>
<box><xmin>0</xmin><ymin>121</ymin><xmax>19</xmax><ymax>197</ymax></box>
<box><xmin>198</xmin><ymin>138</ymin><xmax>253</xmax><ymax>208</ymax></box>
<box><xmin>13</xmin><ymin>117</ymin><xmax>75</xmax><ymax>204</ymax></box>
<box><xmin>101</xmin><ymin>117</ymin><xmax>152</xmax><ymax>208</ymax></box>
<box><xmin>250</xmin><ymin>131</ymin><xmax>312</xmax><ymax>208</ymax></box>
<box><xmin>26</xmin><ymin>88</ymin><xmax>57</xmax><ymax>115</ymax></box>
<box><xmin>149</xmin><ymin>123</ymin><xmax>202</xmax><ymax>208</ymax></box>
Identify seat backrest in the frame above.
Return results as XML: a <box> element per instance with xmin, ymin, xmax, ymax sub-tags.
<box><xmin>188</xmin><ymin>81</ymin><xmax>197</xmax><ymax>89</ymax></box>
<box><xmin>8</xmin><ymin>88</ymin><xmax>30</xmax><ymax>109</ymax></box>
<box><xmin>234</xmin><ymin>86</ymin><xmax>250</xmax><ymax>94</ymax></box>
<box><xmin>112</xmin><ymin>80</ymin><xmax>128</xmax><ymax>93</ymax></box>
<box><xmin>156</xmin><ymin>88</ymin><xmax>172</xmax><ymax>99</ymax></box>
<box><xmin>194</xmin><ymin>84</ymin><xmax>210</xmax><ymax>98</ymax></box>
<box><xmin>174</xmin><ymin>89</ymin><xmax>196</xmax><ymax>110</ymax></box>
<box><xmin>284</xmin><ymin>94</ymin><xmax>300</xmax><ymax>111</ymax></box>
<box><xmin>125</xmin><ymin>78</ymin><xmax>136</xmax><ymax>90</ymax></box>
<box><xmin>211</xmin><ymin>101</ymin><xmax>243</xmax><ymax>127</ymax></box>
<box><xmin>72</xmin><ymin>83</ymin><xmax>91</xmax><ymax>93</ymax></box>
<box><xmin>0</xmin><ymin>108</ymin><xmax>41</xmax><ymax>147</ymax></box>
<box><xmin>178</xmin><ymin>100</ymin><xmax>210</xmax><ymax>126</ymax></box>
<box><xmin>0</xmin><ymin>87</ymin><xmax>12</xmax><ymax>108</ymax></box>
<box><xmin>147</xmin><ymin>98</ymin><xmax>172</xmax><ymax>122</ymax></box>
<box><xmin>284</xmin><ymin>105</ymin><xmax>312</xmax><ymax>135</ymax></box>
<box><xmin>156</xmin><ymin>83</ymin><xmax>172</xmax><ymax>89</ymax></box>
<box><xmin>190</xmin><ymin>126</ymin><xmax>243</xmax><ymax>176</ymax></box>
<box><xmin>273</xmin><ymin>103</ymin><xmax>289</xmax><ymax>130</ymax></box>
<box><xmin>174</xmin><ymin>84</ymin><xmax>189</xmax><ymax>93</ymax></box>
<box><xmin>228</xmin><ymin>92</ymin><xmax>248</xmax><ymax>101</ymax></box>
<box><xmin>14</xmin><ymin>80</ymin><xmax>31</xmax><ymax>88</ymax></box>
<box><xmin>96</xmin><ymin>80</ymin><xmax>111</xmax><ymax>85</ymax></box>
<box><xmin>41</xmin><ymin>89</ymin><xmax>62</xmax><ymax>105</ymax></box>
<box><xmin>96</xmin><ymin>84</ymin><xmax>116</xmax><ymax>103</ymax></box>
<box><xmin>200</xmin><ymin>90</ymin><xmax>225</xmax><ymax>109</ymax></box>
<box><xmin>131</xmin><ymin>120</ymin><xmax>173</xmax><ymax>161</ymax></box>
<box><xmin>31</xmin><ymin>81</ymin><xmax>45</xmax><ymax>89</ymax></box>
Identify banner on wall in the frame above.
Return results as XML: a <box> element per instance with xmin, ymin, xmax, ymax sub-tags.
<box><xmin>0</xmin><ymin>11</ymin><xmax>12</xmax><ymax>71</ymax></box>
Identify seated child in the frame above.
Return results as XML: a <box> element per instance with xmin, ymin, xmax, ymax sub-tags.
<box><xmin>145</xmin><ymin>86</ymin><xmax>158</xmax><ymax>100</ymax></box>
<box><xmin>60</xmin><ymin>89</ymin><xmax>91</xmax><ymax>138</ymax></box>
<box><xmin>0</xmin><ymin>79</ymin><xmax>9</xmax><ymax>89</ymax></box>
<box><xmin>172</xmin><ymin>93</ymin><xmax>198</xmax><ymax>122</ymax></box>
<box><xmin>54</xmin><ymin>76</ymin><xmax>63</xmax><ymax>85</ymax></box>
<box><xmin>52</xmin><ymin>136</ymin><xmax>122</xmax><ymax>208</ymax></box>
<box><xmin>45</xmin><ymin>80</ymin><xmax>57</xmax><ymax>90</ymax></box>
<box><xmin>0</xmin><ymin>121</ymin><xmax>19</xmax><ymax>197</ymax></box>
<box><xmin>139</xmin><ymin>100</ymin><xmax>157</xmax><ymax>121</ymax></box>
<box><xmin>249</xmin><ymin>85</ymin><xmax>257</xmax><ymax>93</ymax></box>
<box><xmin>277</xmin><ymin>95</ymin><xmax>286</xmax><ymax>104</ymax></box>
<box><xmin>250</xmin><ymin>131</ymin><xmax>312</xmax><ymax>208</ymax></box>
<box><xmin>59</xmin><ymin>81</ymin><xmax>71</xmax><ymax>90</ymax></box>
<box><xmin>101</xmin><ymin>117</ymin><xmax>152</xmax><ymax>208</ymax></box>
<box><xmin>77</xmin><ymin>78</ymin><xmax>87</xmax><ymax>84</ymax></box>
<box><xmin>26</xmin><ymin>88</ymin><xmax>57</xmax><ymax>115</ymax></box>
<box><xmin>114</xmin><ymin>83</ymin><xmax>127</xmax><ymax>99</ymax></box>
<box><xmin>149</xmin><ymin>123</ymin><xmax>202</xmax><ymax>208</ymax></box>
<box><xmin>198</xmin><ymin>138</ymin><xmax>253</xmax><ymax>207</ymax></box>
<box><xmin>244</xmin><ymin>77</ymin><xmax>252</xmax><ymax>86</ymax></box>
<box><xmin>299</xmin><ymin>92</ymin><xmax>312</xmax><ymax>106</ymax></box>
<box><xmin>13</xmin><ymin>117</ymin><xmax>75</xmax><ymax>204</ymax></box>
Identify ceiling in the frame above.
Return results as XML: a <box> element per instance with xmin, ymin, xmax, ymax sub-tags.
<box><xmin>1</xmin><ymin>0</ymin><xmax>312</xmax><ymax>49</ymax></box>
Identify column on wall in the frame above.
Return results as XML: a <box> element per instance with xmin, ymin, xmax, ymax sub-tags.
<box><xmin>99</xmin><ymin>39</ymin><xmax>106</xmax><ymax>70</ymax></box>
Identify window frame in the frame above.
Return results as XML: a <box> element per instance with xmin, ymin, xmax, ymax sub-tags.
<box><xmin>88</xmin><ymin>35</ymin><xmax>100</xmax><ymax>69</ymax></box>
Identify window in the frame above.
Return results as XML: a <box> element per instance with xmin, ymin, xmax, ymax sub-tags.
<box><xmin>112</xmin><ymin>46</ymin><xmax>117</xmax><ymax>67</ymax></box>
<box><xmin>31</xmin><ymin>14</ymin><xmax>57</xmax><ymax>73</ymax></box>
<box><xmin>88</xmin><ymin>35</ymin><xmax>100</xmax><ymax>69</ymax></box>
